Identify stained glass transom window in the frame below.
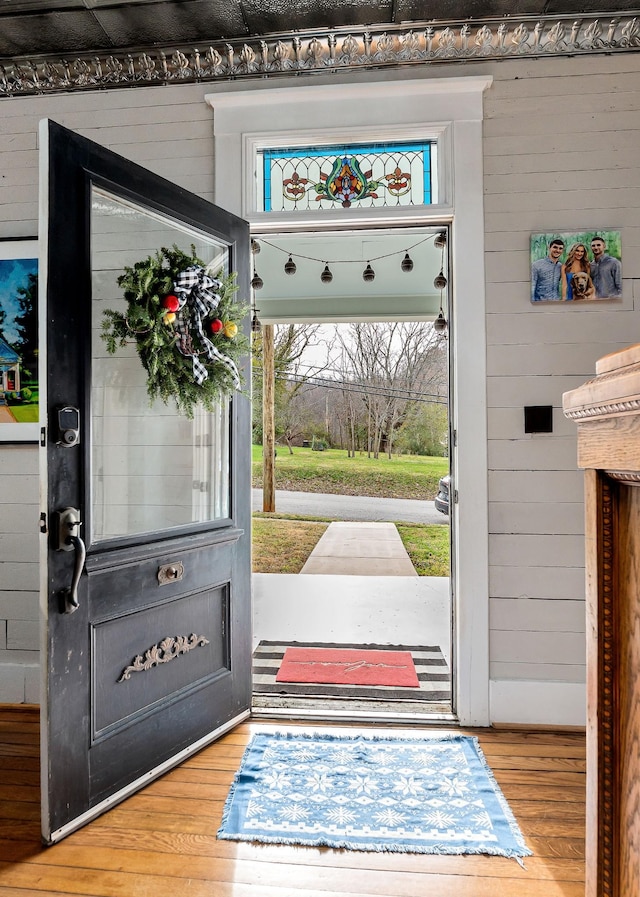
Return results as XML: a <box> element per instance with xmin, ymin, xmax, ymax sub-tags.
<box><xmin>258</xmin><ymin>141</ymin><xmax>435</xmax><ymax>212</ymax></box>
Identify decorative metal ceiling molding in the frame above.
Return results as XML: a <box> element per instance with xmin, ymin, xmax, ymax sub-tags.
<box><xmin>2</xmin><ymin>15</ymin><xmax>640</xmax><ymax>97</ymax></box>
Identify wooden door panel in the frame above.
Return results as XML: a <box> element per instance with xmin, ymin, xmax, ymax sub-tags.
<box><xmin>92</xmin><ymin>585</ymin><xmax>231</xmax><ymax>735</ymax></box>
<box><xmin>41</xmin><ymin>120</ymin><xmax>252</xmax><ymax>841</ymax></box>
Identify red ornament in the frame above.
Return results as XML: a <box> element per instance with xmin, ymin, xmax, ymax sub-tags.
<box><xmin>210</xmin><ymin>318</ymin><xmax>223</xmax><ymax>334</ymax></box>
<box><xmin>163</xmin><ymin>294</ymin><xmax>179</xmax><ymax>312</ymax></box>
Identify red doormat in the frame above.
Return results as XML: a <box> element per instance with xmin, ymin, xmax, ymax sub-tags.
<box><xmin>276</xmin><ymin>646</ymin><xmax>419</xmax><ymax>688</ymax></box>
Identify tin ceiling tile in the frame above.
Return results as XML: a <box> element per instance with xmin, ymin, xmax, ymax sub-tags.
<box><xmin>395</xmin><ymin>0</ymin><xmax>547</xmax><ymax>15</ymax></box>
<box><xmin>0</xmin><ymin>10</ymin><xmax>109</xmax><ymax>56</ymax></box>
<box><xmin>92</xmin><ymin>1</ymin><xmax>247</xmax><ymax>45</ymax></box>
<box><xmin>241</xmin><ymin>0</ymin><xmax>393</xmax><ymax>34</ymax></box>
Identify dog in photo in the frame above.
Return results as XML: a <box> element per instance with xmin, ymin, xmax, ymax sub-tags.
<box><xmin>571</xmin><ymin>271</ymin><xmax>596</xmax><ymax>300</ymax></box>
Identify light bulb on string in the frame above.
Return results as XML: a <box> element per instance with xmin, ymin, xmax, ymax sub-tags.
<box><xmin>433</xmin><ymin>309</ymin><xmax>447</xmax><ymax>333</ymax></box>
<box><xmin>251</xmin><ymin>308</ymin><xmax>261</xmax><ymax>333</ymax></box>
<box><xmin>320</xmin><ymin>263</ymin><xmax>333</xmax><ymax>284</ymax></box>
<box><xmin>251</xmin><ymin>239</ymin><xmax>261</xmax><ymax>255</ymax></box>
<box><xmin>401</xmin><ymin>252</ymin><xmax>414</xmax><ymax>273</ymax></box>
<box><xmin>434</xmin><ymin>231</ymin><xmax>447</xmax><ymax>250</ymax></box>
<box><xmin>251</xmin><ymin>270</ymin><xmax>263</xmax><ymax>290</ymax></box>
<box><xmin>363</xmin><ymin>262</ymin><xmax>375</xmax><ymax>283</ymax></box>
<box><xmin>284</xmin><ymin>255</ymin><xmax>297</xmax><ymax>275</ymax></box>
<box><xmin>433</xmin><ymin>270</ymin><xmax>447</xmax><ymax>290</ymax></box>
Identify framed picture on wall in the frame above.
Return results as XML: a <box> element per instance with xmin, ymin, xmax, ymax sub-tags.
<box><xmin>0</xmin><ymin>238</ymin><xmax>39</xmax><ymax>443</ymax></box>
<box><xmin>530</xmin><ymin>230</ymin><xmax>622</xmax><ymax>303</ymax></box>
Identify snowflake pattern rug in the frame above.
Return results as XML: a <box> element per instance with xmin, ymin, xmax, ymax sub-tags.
<box><xmin>217</xmin><ymin>731</ymin><xmax>532</xmax><ymax>857</ymax></box>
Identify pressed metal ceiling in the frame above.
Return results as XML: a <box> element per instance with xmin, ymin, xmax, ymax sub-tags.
<box><xmin>1</xmin><ymin>0</ymin><xmax>639</xmax><ymax>59</ymax></box>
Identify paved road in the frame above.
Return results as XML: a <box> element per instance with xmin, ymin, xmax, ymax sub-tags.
<box><xmin>251</xmin><ymin>489</ymin><xmax>447</xmax><ymax>524</ymax></box>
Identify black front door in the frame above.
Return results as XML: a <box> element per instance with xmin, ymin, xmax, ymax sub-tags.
<box><xmin>39</xmin><ymin>120</ymin><xmax>252</xmax><ymax>843</ymax></box>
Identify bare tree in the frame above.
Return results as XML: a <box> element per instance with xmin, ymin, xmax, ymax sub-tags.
<box><xmin>335</xmin><ymin>322</ymin><xmax>446</xmax><ymax>459</ymax></box>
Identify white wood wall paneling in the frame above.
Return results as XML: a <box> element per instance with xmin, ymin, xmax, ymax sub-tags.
<box><xmin>485</xmin><ymin>290</ymin><xmax>635</xmax><ymax>315</ymax></box>
<box><xmin>490</xmin><ymin>597</ymin><xmax>585</xmax><ymax>630</ymax></box>
<box><xmin>490</xmin><ymin>564</ymin><xmax>585</xmax><ymax>601</ymax></box>
<box><xmin>491</xmin><ymin>662</ymin><xmax>586</xmax><ymax>682</ymax></box>
<box><xmin>487</xmin><ymin>407</ymin><xmax>577</xmax><ymax>439</ymax></box>
<box><xmin>486</xmin><ymin>312</ymin><xmax>638</xmax><ymax>345</ymax></box>
<box><xmin>7</xmin><ymin>620</ymin><xmax>39</xmax><ymax>651</ymax></box>
<box><xmin>484</xmin><ymin>128</ymin><xmax>640</xmax><ymax>159</ymax></box>
<box><xmin>491</xmin><ymin>629</ymin><xmax>585</xmax><ymax>665</ymax></box>
<box><xmin>3</xmin><ymin>101</ymin><xmax>212</xmax><ymax>135</ymax></box>
<box><xmin>489</xmin><ymin>501</ymin><xmax>585</xmax><ymax>535</ymax></box>
<box><xmin>487</xmin><ymin>438</ymin><xmax>580</xmax><ymax>472</ymax></box>
<box><xmin>486</xmin><ymin>341</ymin><xmax>631</xmax><ymax>376</ymax></box>
<box><xmin>488</xmin><ymin>469</ymin><xmax>584</xmax><ymax>504</ymax></box>
<box><xmin>485</xmin><ymin>150</ymin><xmax>640</xmax><ymax>177</ymax></box>
<box><xmin>490</xmin><ymin>534</ymin><xmax>585</xmax><ymax>569</ymax></box>
<box><xmin>486</xmin><ymin>374</ymin><xmax>589</xmax><ymax>406</ymax></box>
<box><xmin>0</xmin><ymin>592</ymin><xmax>39</xmax><ymax>620</ymax></box>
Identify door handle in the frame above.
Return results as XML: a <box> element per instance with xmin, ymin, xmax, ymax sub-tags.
<box><xmin>55</xmin><ymin>507</ymin><xmax>86</xmax><ymax>614</ymax></box>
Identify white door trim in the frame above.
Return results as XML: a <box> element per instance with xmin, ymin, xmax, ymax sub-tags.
<box><xmin>206</xmin><ymin>72</ymin><xmax>492</xmax><ymax>725</ymax></box>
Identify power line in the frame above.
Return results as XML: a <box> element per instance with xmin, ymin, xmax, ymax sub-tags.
<box><xmin>274</xmin><ymin>372</ymin><xmax>448</xmax><ymax>405</ymax></box>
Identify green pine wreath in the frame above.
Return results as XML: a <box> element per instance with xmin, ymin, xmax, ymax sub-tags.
<box><xmin>101</xmin><ymin>244</ymin><xmax>249</xmax><ymax>419</ymax></box>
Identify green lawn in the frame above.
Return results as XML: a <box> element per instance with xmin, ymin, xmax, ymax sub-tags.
<box><xmin>252</xmin><ymin>445</ymin><xmax>448</xmax><ymax>501</ymax></box>
<box><xmin>252</xmin><ymin>513</ymin><xmax>449</xmax><ymax>576</ymax></box>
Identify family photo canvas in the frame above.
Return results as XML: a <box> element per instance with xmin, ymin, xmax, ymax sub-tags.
<box><xmin>530</xmin><ymin>230</ymin><xmax>622</xmax><ymax>303</ymax></box>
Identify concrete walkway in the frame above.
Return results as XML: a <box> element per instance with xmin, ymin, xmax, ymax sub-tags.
<box><xmin>300</xmin><ymin>521</ymin><xmax>418</xmax><ymax>576</ymax></box>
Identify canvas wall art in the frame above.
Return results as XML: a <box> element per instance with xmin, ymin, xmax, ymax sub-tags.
<box><xmin>530</xmin><ymin>230</ymin><xmax>622</xmax><ymax>303</ymax></box>
<box><xmin>0</xmin><ymin>239</ymin><xmax>39</xmax><ymax>442</ymax></box>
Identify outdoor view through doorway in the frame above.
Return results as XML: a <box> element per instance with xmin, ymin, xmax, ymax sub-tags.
<box><xmin>250</xmin><ymin>310</ymin><xmax>452</xmax><ymax>719</ymax></box>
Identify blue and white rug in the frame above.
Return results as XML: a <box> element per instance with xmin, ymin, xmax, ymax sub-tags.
<box><xmin>217</xmin><ymin>731</ymin><xmax>532</xmax><ymax>858</ymax></box>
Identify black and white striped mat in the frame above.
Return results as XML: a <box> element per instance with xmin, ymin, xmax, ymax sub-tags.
<box><xmin>253</xmin><ymin>640</ymin><xmax>451</xmax><ymax>703</ymax></box>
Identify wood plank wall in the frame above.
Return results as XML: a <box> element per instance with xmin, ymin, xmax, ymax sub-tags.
<box><xmin>483</xmin><ymin>54</ymin><xmax>640</xmax><ymax>701</ymax></box>
<box><xmin>1</xmin><ymin>53</ymin><xmax>639</xmax><ymax>717</ymax></box>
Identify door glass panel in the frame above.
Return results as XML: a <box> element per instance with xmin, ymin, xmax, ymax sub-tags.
<box><xmin>90</xmin><ymin>186</ymin><xmax>230</xmax><ymax>542</ymax></box>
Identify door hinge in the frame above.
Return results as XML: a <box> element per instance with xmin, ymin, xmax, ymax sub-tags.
<box><xmin>39</xmin><ymin>512</ymin><xmax>48</xmax><ymax>534</ymax></box>
<box><xmin>40</xmin><ymin>426</ymin><xmax>46</xmax><ymax>447</ymax></box>
<box><xmin>454</xmin><ymin>489</ymin><xmax>459</xmax><ymax>504</ymax></box>
<box><xmin>453</xmin><ymin>429</ymin><xmax>457</xmax><ymax>446</ymax></box>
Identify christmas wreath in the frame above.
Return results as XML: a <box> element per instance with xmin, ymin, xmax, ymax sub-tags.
<box><xmin>101</xmin><ymin>245</ymin><xmax>249</xmax><ymax>419</ymax></box>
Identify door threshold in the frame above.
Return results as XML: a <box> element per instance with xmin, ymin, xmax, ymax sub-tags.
<box><xmin>251</xmin><ymin>705</ymin><xmax>457</xmax><ymax>726</ymax></box>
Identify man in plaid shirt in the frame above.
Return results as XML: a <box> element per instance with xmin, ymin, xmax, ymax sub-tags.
<box><xmin>531</xmin><ymin>238</ymin><xmax>564</xmax><ymax>302</ymax></box>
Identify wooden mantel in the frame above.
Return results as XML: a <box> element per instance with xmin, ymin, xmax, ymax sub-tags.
<box><xmin>563</xmin><ymin>344</ymin><xmax>640</xmax><ymax>897</ymax></box>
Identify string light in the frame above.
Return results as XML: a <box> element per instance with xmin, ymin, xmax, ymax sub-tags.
<box><xmin>249</xmin><ymin>231</ymin><xmax>448</xmax><ymax>288</ymax></box>
<box><xmin>433</xmin><ymin>310</ymin><xmax>447</xmax><ymax>333</ymax></box>
<box><xmin>320</xmin><ymin>264</ymin><xmax>333</xmax><ymax>284</ymax></box>
<box><xmin>362</xmin><ymin>263</ymin><xmax>375</xmax><ymax>282</ymax></box>
<box><xmin>434</xmin><ymin>228</ymin><xmax>448</xmax><ymax>335</ymax></box>
<box><xmin>401</xmin><ymin>252</ymin><xmax>414</xmax><ymax>273</ymax></box>
<box><xmin>433</xmin><ymin>270</ymin><xmax>447</xmax><ymax>290</ymax></box>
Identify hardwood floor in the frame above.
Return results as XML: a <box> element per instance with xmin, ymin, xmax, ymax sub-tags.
<box><xmin>0</xmin><ymin>706</ymin><xmax>585</xmax><ymax>897</ymax></box>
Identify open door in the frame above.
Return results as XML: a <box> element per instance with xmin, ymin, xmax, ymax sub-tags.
<box><xmin>38</xmin><ymin>120</ymin><xmax>252</xmax><ymax>843</ymax></box>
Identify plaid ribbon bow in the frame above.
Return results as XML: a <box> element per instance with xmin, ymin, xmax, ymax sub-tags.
<box><xmin>172</xmin><ymin>265</ymin><xmax>240</xmax><ymax>388</ymax></box>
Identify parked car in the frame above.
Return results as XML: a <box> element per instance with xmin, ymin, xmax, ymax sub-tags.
<box><xmin>435</xmin><ymin>474</ymin><xmax>450</xmax><ymax>515</ymax></box>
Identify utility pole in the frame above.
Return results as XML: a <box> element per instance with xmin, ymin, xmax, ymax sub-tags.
<box><xmin>262</xmin><ymin>323</ymin><xmax>276</xmax><ymax>512</ymax></box>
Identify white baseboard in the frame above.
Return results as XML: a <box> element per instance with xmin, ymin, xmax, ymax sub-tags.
<box><xmin>0</xmin><ymin>662</ymin><xmax>40</xmax><ymax>704</ymax></box>
<box><xmin>490</xmin><ymin>679</ymin><xmax>586</xmax><ymax>727</ymax></box>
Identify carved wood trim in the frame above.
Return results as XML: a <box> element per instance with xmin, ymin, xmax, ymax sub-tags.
<box><xmin>118</xmin><ymin>633</ymin><xmax>210</xmax><ymax>682</ymax></box>
<box><xmin>605</xmin><ymin>470</ymin><xmax>640</xmax><ymax>484</ymax></box>
<box><xmin>599</xmin><ymin>478</ymin><xmax>616</xmax><ymax>897</ymax></box>
<box><xmin>564</xmin><ymin>399</ymin><xmax>640</xmax><ymax>421</ymax></box>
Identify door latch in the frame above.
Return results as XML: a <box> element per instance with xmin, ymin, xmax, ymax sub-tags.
<box><xmin>54</xmin><ymin>507</ymin><xmax>86</xmax><ymax>614</ymax></box>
